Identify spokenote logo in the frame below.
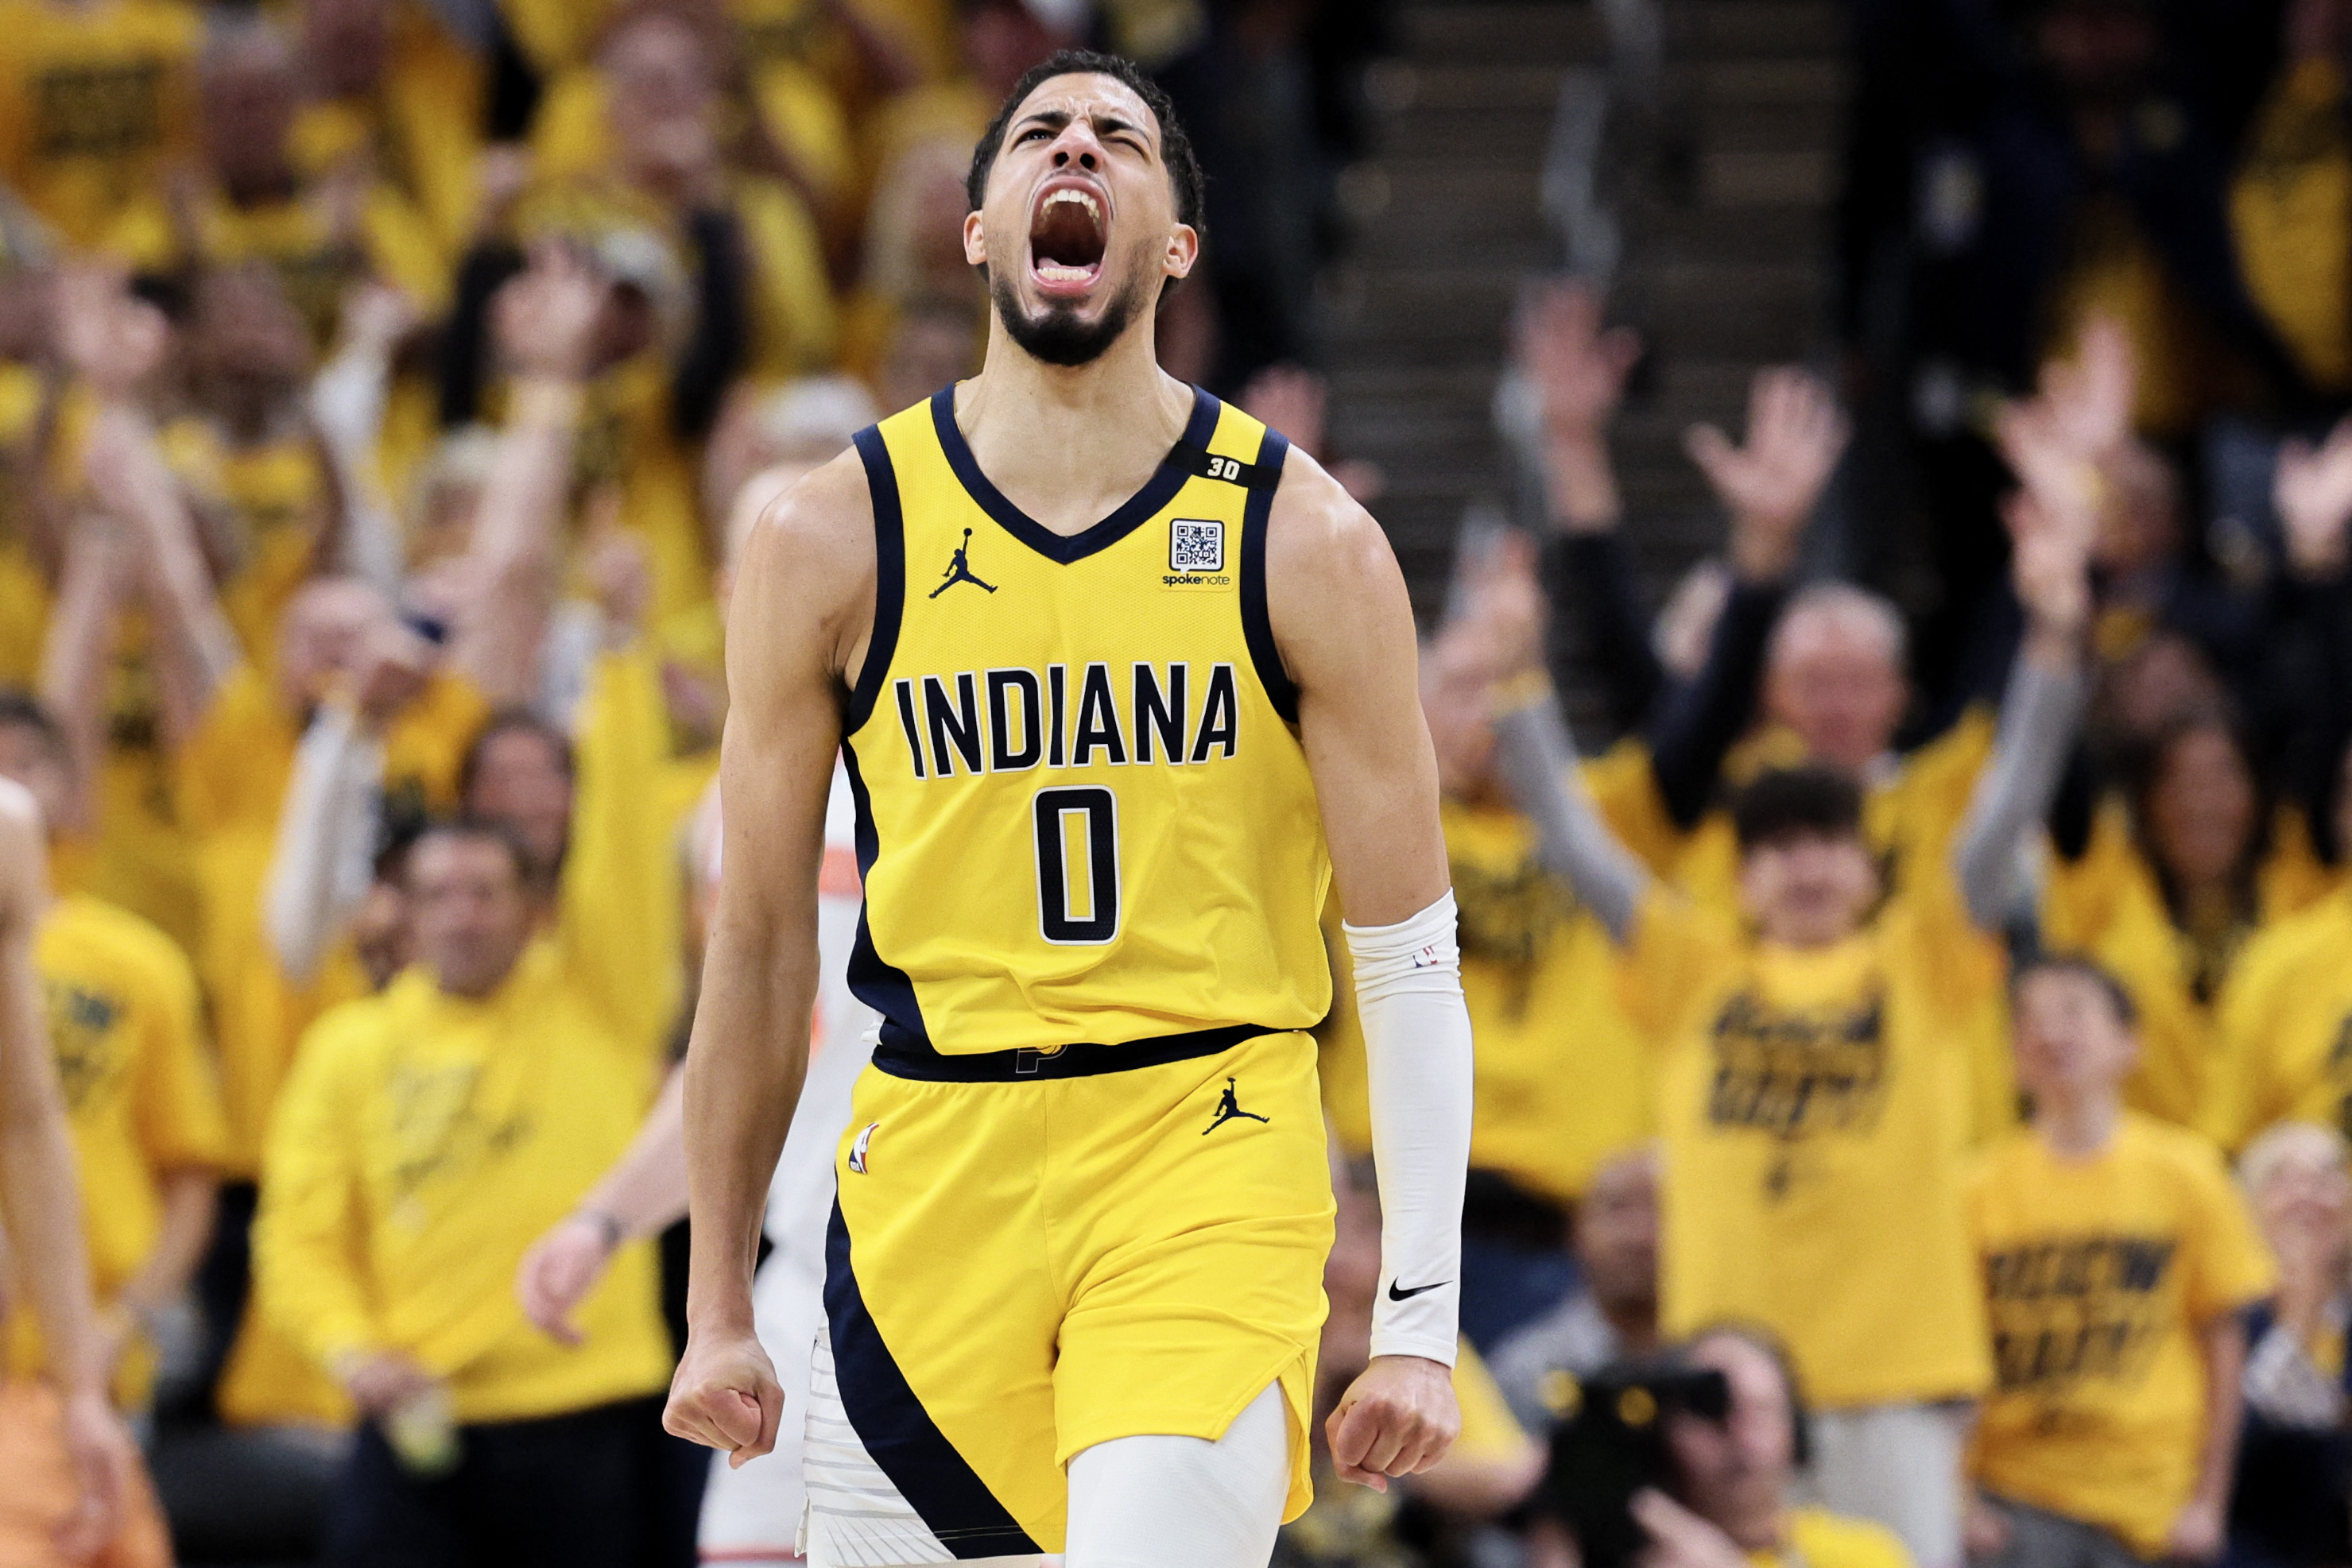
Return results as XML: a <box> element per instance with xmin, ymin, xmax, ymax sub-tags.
<box><xmin>1163</xmin><ymin>518</ymin><xmax>1230</xmax><ymax>588</ymax></box>
<box><xmin>931</xmin><ymin>529</ymin><xmax>997</xmax><ymax>598</ymax></box>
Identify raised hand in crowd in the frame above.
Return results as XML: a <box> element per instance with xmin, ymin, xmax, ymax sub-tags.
<box><xmin>1446</xmin><ymin>530</ymin><xmax>1549</xmax><ymax>691</ymax></box>
<box><xmin>1517</xmin><ymin>277</ymin><xmax>1641</xmax><ymax>531</ymax></box>
<box><xmin>1238</xmin><ymin>363</ymin><xmax>1384</xmax><ymax>504</ymax></box>
<box><xmin>58</xmin><ymin>270</ymin><xmax>241</xmax><ymax>726</ymax></box>
<box><xmin>584</xmin><ymin>517</ymin><xmax>653</xmax><ymax>649</ymax></box>
<box><xmin>448</xmin><ymin>245</ymin><xmax>612</xmax><ymax>705</ymax></box>
<box><xmin>1682</xmin><ymin>366</ymin><xmax>1848</xmax><ymax>581</ymax></box>
<box><xmin>52</xmin><ymin>267</ymin><xmax>166</xmax><ymax>408</ymax></box>
<box><xmin>2273</xmin><ymin>415</ymin><xmax>2352</xmax><ymax>580</ymax></box>
<box><xmin>2037</xmin><ymin>312</ymin><xmax>2137</xmax><ymax>471</ymax></box>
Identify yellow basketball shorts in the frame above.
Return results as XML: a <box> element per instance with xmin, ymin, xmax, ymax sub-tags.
<box><xmin>804</xmin><ymin>1026</ymin><xmax>1335</xmax><ymax>1562</ymax></box>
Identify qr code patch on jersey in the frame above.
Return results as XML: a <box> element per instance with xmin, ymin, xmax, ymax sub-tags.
<box><xmin>1169</xmin><ymin>519</ymin><xmax>1224</xmax><ymax>573</ymax></box>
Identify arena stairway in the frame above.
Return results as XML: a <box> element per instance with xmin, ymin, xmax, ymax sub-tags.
<box><xmin>1325</xmin><ymin>0</ymin><xmax>1850</xmax><ymax>633</ymax></box>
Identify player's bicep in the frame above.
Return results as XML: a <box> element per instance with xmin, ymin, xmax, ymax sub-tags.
<box><xmin>1268</xmin><ymin>467</ymin><xmax>1448</xmax><ymax>927</ymax></box>
<box><xmin>708</xmin><ymin>462</ymin><xmax>872</xmax><ymax>945</ymax></box>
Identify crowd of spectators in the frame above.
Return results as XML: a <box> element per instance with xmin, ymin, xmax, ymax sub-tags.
<box><xmin>9</xmin><ymin>2</ymin><xmax>2352</xmax><ymax>1568</ymax></box>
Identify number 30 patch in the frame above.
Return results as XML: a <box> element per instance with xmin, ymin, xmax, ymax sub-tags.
<box><xmin>1169</xmin><ymin>518</ymin><xmax>1225</xmax><ymax>573</ymax></box>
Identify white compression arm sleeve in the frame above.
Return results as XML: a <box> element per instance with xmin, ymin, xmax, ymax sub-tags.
<box><xmin>1343</xmin><ymin>890</ymin><xmax>1473</xmax><ymax>1366</ymax></box>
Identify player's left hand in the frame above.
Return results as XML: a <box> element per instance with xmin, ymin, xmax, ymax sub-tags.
<box><xmin>665</xmin><ymin>1325</ymin><xmax>785</xmax><ymax>1469</ymax></box>
<box><xmin>1327</xmin><ymin>1353</ymin><xmax>1459</xmax><ymax>1492</ymax></box>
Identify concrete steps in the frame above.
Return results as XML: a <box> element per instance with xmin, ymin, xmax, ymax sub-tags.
<box><xmin>1322</xmin><ymin>0</ymin><xmax>1849</xmax><ymax>621</ymax></box>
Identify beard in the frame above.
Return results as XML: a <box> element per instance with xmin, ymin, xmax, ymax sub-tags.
<box><xmin>989</xmin><ymin>259</ymin><xmax>1154</xmax><ymax>368</ymax></box>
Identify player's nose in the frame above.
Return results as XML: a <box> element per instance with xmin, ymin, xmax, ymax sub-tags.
<box><xmin>1049</xmin><ymin>125</ymin><xmax>1104</xmax><ymax>172</ymax></box>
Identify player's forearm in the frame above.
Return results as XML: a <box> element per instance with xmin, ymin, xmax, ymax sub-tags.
<box><xmin>682</xmin><ymin>923</ymin><xmax>816</xmax><ymax>1328</ymax></box>
<box><xmin>582</xmin><ymin>1067</ymin><xmax>691</xmax><ymax>1240</ymax></box>
<box><xmin>1346</xmin><ymin>893</ymin><xmax>1473</xmax><ymax>1366</ymax></box>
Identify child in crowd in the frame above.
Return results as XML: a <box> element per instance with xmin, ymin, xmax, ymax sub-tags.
<box><xmin>1966</xmin><ymin>958</ymin><xmax>2275</xmax><ymax>1568</ymax></box>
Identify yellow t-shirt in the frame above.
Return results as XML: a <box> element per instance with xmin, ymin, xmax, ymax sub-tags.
<box><xmin>1764</xmin><ymin>1509</ymin><xmax>1915</xmax><ymax>1568</ymax></box>
<box><xmin>1969</xmin><ymin>1115</ymin><xmax>2276</xmax><ymax>1555</ymax></box>
<box><xmin>252</xmin><ymin>943</ymin><xmax>672</xmax><ymax>1424</ymax></box>
<box><xmin>1450</xmin><ymin>1339</ymin><xmax>1532</xmax><ymax>1465</ymax></box>
<box><xmin>7</xmin><ymin>892</ymin><xmax>227</xmax><ymax>1388</ymax></box>
<box><xmin>1624</xmin><ymin>885</ymin><xmax>1998</xmax><ymax>1409</ymax></box>
<box><xmin>2044</xmin><ymin>802</ymin><xmax>2329</xmax><ymax>1132</ymax></box>
<box><xmin>285</xmin><ymin>0</ymin><xmax>484</xmax><ymax>259</ymax></box>
<box><xmin>0</xmin><ymin>0</ymin><xmax>200</xmax><ymax>250</ymax></box>
<box><xmin>2233</xmin><ymin>56</ymin><xmax>2352</xmax><ymax>392</ymax></box>
<box><xmin>2207</xmin><ymin>884</ymin><xmax>2352</xmax><ymax>1150</ymax></box>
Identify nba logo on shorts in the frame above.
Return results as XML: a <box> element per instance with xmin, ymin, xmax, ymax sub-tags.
<box><xmin>849</xmin><ymin>1122</ymin><xmax>880</xmax><ymax>1175</ymax></box>
<box><xmin>1169</xmin><ymin>519</ymin><xmax>1224</xmax><ymax>574</ymax></box>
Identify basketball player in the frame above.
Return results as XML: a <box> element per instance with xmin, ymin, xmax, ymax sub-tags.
<box><xmin>665</xmin><ymin>48</ymin><xmax>1474</xmax><ymax>1568</ymax></box>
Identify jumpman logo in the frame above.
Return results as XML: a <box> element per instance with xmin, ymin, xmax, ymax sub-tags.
<box><xmin>1202</xmin><ymin>1078</ymin><xmax>1270</xmax><ymax>1135</ymax></box>
<box><xmin>929</xmin><ymin>528</ymin><xmax>998</xmax><ymax>598</ymax></box>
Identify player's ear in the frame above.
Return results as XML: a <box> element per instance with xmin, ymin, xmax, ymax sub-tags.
<box><xmin>963</xmin><ymin>209</ymin><xmax>987</xmax><ymax>268</ymax></box>
<box><xmin>1163</xmin><ymin>223</ymin><xmax>1199</xmax><ymax>284</ymax></box>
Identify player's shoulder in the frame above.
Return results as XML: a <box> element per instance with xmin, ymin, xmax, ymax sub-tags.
<box><xmin>1263</xmin><ymin>443</ymin><xmax>1407</xmax><ymax>635</ymax></box>
<box><xmin>750</xmin><ymin>444</ymin><xmax>877</xmax><ymax>559</ymax></box>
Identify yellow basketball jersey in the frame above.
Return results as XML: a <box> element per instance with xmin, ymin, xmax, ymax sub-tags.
<box><xmin>841</xmin><ymin>386</ymin><xmax>1333</xmax><ymax>1061</ymax></box>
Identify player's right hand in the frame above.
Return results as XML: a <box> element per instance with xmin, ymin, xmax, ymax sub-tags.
<box><xmin>55</xmin><ymin>1387</ymin><xmax>135</xmax><ymax>1562</ymax></box>
<box><xmin>665</xmin><ymin>1326</ymin><xmax>784</xmax><ymax>1468</ymax></box>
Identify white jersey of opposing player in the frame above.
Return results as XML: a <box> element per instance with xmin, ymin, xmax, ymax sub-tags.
<box><xmin>696</xmin><ymin>759</ymin><xmax>879</xmax><ymax>1563</ymax></box>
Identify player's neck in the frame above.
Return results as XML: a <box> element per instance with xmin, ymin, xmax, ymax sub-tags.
<box><xmin>2033</xmin><ymin>1087</ymin><xmax>2122</xmax><ymax>1160</ymax></box>
<box><xmin>957</xmin><ymin>319</ymin><xmax>1195</xmax><ymax>537</ymax></box>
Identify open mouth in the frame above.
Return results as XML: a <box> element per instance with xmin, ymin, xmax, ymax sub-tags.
<box><xmin>1028</xmin><ymin>179</ymin><xmax>1107</xmax><ymax>293</ymax></box>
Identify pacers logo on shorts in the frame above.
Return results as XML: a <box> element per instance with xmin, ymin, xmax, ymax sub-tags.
<box><xmin>849</xmin><ymin>1122</ymin><xmax>880</xmax><ymax>1174</ymax></box>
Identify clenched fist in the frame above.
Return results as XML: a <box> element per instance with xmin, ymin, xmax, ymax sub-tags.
<box><xmin>665</xmin><ymin>1326</ymin><xmax>785</xmax><ymax>1469</ymax></box>
<box><xmin>1327</xmin><ymin>1354</ymin><xmax>1460</xmax><ymax>1493</ymax></box>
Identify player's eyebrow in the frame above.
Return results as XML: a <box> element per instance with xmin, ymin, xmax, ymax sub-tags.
<box><xmin>1012</xmin><ymin>108</ymin><xmax>1157</xmax><ymax>154</ymax></box>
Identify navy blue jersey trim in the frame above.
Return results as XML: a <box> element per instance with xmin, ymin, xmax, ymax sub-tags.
<box><xmin>846</xmin><ymin>425</ymin><xmax>907</xmax><ymax>736</ymax></box>
<box><xmin>1239</xmin><ymin>428</ymin><xmax>1298</xmax><ymax>724</ymax></box>
<box><xmin>840</xmin><ymin>742</ymin><xmax>928</xmax><ymax>1049</ymax></box>
<box><xmin>824</xmin><ymin>1202</ymin><xmax>1042</xmax><ymax>1558</ymax></box>
<box><xmin>872</xmin><ymin>1021</ymin><xmax>1276</xmax><ymax>1082</ymax></box>
<box><xmin>928</xmin><ymin>384</ymin><xmax>1220</xmax><ymax>565</ymax></box>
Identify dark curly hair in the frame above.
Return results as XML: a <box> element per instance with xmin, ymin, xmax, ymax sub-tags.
<box><xmin>965</xmin><ymin>48</ymin><xmax>1207</xmax><ymax>275</ymax></box>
